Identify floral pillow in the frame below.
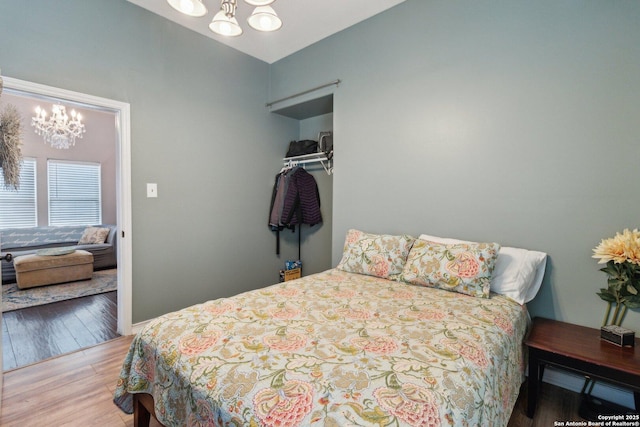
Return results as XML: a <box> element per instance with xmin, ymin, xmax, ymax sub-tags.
<box><xmin>78</xmin><ymin>226</ymin><xmax>110</xmax><ymax>244</ymax></box>
<box><xmin>336</xmin><ymin>229</ymin><xmax>416</xmax><ymax>279</ymax></box>
<box><xmin>401</xmin><ymin>239</ymin><xmax>501</xmax><ymax>298</ymax></box>
<box><xmin>419</xmin><ymin>234</ymin><xmax>547</xmax><ymax>304</ymax></box>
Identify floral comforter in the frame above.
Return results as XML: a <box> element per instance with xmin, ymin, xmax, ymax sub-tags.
<box><xmin>114</xmin><ymin>269</ymin><xmax>528</xmax><ymax>427</ymax></box>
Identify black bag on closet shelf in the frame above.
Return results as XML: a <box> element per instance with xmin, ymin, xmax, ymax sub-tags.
<box><xmin>285</xmin><ymin>140</ymin><xmax>318</xmax><ymax>157</ymax></box>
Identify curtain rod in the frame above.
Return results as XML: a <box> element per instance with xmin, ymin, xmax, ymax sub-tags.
<box><xmin>266</xmin><ymin>79</ymin><xmax>341</xmax><ymax>108</ymax></box>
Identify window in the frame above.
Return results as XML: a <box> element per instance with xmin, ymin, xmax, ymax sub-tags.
<box><xmin>0</xmin><ymin>158</ymin><xmax>37</xmax><ymax>229</ymax></box>
<box><xmin>48</xmin><ymin>160</ymin><xmax>102</xmax><ymax>226</ymax></box>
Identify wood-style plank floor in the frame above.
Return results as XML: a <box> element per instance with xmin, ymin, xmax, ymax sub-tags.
<box><xmin>0</xmin><ymin>332</ymin><xmax>589</xmax><ymax>427</ymax></box>
<box><xmin>3</xmin><ymin>291</ymin><xmax>119</xmax><ymax>371</ymax></box>
<box><xmin>0</xmin><ymin>335</ymin><xmax>163</xmax><ymax>427</ymax></box>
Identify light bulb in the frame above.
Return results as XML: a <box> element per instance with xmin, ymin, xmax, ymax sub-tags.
<box><xmin>180</xmin><ymin>0</ymin><xmax>195</xmax><ymax>14</ymax></box>
<box><xmin>244</xmin><ymin>0</ymin><xmax>275</xmax><ymax>5</ymax></box>
<box><xmin>247</xmin><ymin>6</ymin><xmax>281</xmax><ymax>32</ymax></box>
<box><xmin>167</xmin><ymin>0</ymin><xmax>207</xmax><ymax>17</ymax></box>
<box><xmin>259</xmin><ymin>15</ymin><xmax>271</xmax><ymax>29</ymax></box>
<box><xmin>209</xmin><ymin>11</ymin><xmax>243</xmax><ymax>36</ymax></box>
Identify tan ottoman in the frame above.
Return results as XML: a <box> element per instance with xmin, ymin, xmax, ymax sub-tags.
<box><xmin>14</xmin><ymin>250</ymin><xmax>94</xmax><ymax>289</ymax></box>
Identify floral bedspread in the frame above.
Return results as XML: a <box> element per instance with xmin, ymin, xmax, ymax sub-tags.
<box><xmin>114</xmin><ymin>269</ymin><xmax>528</xmax><ymax>427</ymax></box>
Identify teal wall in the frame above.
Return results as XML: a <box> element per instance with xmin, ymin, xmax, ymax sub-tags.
<box><xmin>2</xmin><ymin>0</ymin><xmax>639</xmax><ymax>332</ymax></box>
<box><xmin>0</xmin><ymin>0</ymin><xmax>299</xmax><ymax>322</ymax></box>
<box><xmin>270</xmin><ymin>0</ymin><xmax>640</xmax><ymax>331</ymax></box>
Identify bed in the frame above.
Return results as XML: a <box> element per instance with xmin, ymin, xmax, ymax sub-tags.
<box><xmin>114</xmin><ymin>230</ymin><xmax>547</xmax><ymax>426</ymax></box>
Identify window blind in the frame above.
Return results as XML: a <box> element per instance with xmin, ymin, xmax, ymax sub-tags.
<box><xmin>48</xmin><ymin>160</ymin><xmax>102</xmax><ymax>226</ymax></box>
<box><xmin>0</xmin><ymin>158</ymin><xmax>38</xmax><ymax>229</ymax></box>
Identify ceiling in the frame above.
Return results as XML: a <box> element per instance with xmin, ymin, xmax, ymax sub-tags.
<box><xmin>126</xmin><ymin>0</ymin><xmax>407</xmax><ymax>64</ymax></box>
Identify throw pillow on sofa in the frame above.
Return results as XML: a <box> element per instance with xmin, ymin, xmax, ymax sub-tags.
<box><xmin>78</xmin><ymin>227</ymin><xmax>110</xmax><ymax>244</ymax></box>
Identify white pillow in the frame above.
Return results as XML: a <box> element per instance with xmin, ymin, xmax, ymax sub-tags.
<box><xmin>419</xmin><ymin>234</ymin><xmax>547</xmax><ymax>304</ymax></box>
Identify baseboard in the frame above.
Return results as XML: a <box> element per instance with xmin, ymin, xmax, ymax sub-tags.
<box><xmin>542</xmin><ymin>365</ymin><xmax>636</xmax><ymax>410</ymax></box>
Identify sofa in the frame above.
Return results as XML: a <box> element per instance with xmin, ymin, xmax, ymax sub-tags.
<box><xmin>1</xmin><ymin>225</ymin><xmax>117</xmax><ymax>284</ymax></box>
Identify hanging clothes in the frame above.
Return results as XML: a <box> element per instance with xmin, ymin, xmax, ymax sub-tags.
<box><xmin>269</xmin><ymin>167</ymin><xmax>322</xmax><ymax>254</ymax></box>
<box><xmin>281</xmin><ymin>168</ymin><xmax>322</xmax><ymax>227</ymax></box>
<box><xmin>269</xmin><ymin>168</ymin><xmax>291</xmax><ymax>229</ymax></box>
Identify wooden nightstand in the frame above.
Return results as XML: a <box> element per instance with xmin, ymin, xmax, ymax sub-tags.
<box><xmin>525</xmin><ymin>317</ymin><xmax>640</xmax><ymax>418</ymax></box>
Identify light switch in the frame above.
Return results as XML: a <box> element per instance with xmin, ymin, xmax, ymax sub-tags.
<box><xmin>147</xmin><ymin>183</ymin><xmax>158</xmax><ymax>198</ymax></box>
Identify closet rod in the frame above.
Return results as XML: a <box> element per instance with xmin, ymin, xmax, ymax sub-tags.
<box><xmin>266</xmin><ymin>79</ymin><xmax>341</xmax><ymax>108</ymax></box>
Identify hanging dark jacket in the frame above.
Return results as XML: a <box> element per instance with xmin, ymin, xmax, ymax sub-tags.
<box><xmin>268</xmin><ymin>167</ymin><xmax>322</xmax><ymax>254</ymax></box>
<box><xmin>280</xmin><ymin>168</ymin><xmax>322</xmax><ymax>227</ymax></box>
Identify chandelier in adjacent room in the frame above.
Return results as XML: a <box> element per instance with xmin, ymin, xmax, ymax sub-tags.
<box><xmin>167</xmin><ymin>0</ymin><xmax>282</xmax><ymax>37</ymax></box>
<box><xmin>31</xmin><ymin>104</ymin><xmax>86</xmax><ymax>149</ymax></box>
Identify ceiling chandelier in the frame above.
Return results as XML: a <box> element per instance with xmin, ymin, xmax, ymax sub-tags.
<box><xmin>31</xmin><ymin>104</ymin><xmax>86</xmax><ymax>149</ymax></box>
<box><xmin>167</xmin><ymin>0</ymin><xmax>282</xmax><ymax>37</ymax></box>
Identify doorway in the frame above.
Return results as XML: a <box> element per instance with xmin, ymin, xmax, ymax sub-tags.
<box><xmin>0</xmin><ymin>77</ymin><xmax>132</xmax><ymax>370</ymax></box>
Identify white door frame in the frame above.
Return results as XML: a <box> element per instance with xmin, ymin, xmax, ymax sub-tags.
<box><xmin>2</xmin><ymin>76</ymin><xmax>133</xmax><ymax>336</ymax></box>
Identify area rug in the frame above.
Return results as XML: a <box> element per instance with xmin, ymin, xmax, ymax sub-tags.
<box><xmin>2</xmin><ymin>268</ymin><xmax>117</xmax><ymax>313</ymax></box>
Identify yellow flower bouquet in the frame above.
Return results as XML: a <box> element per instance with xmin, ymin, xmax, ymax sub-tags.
<box><xmin>592</xmin><ymin>228</ymin><xmax>640</xmax><ymax>326</ymax></box>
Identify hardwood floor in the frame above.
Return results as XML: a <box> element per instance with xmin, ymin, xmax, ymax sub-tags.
<box><xmin>3</xmin><ymin>291</ymin><xmax>119</xmax><ymax>371</ymax></box>
<box><xmin>0</xmin><ymin>333</ymin><xmax>590</xmax><ymax>427</ymax></box>
<box><xmin>1</xmin><ymin>335</ymin><xmax>163</xmax><ymax>427</ymax></box>
<box><xmin>508</xmin><ymin>381</ymin><xmax>585</xmax><ymax>427</ymax></box>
